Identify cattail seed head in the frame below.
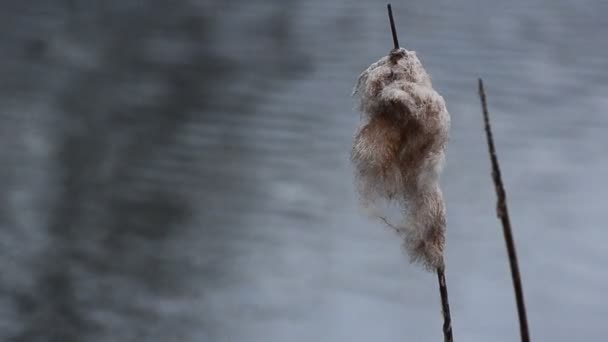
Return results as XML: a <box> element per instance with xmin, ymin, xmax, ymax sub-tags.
<box><xmin>352</xmin><ymin>48</ymin><xmax>450</xmax><ymax>270</ymax></box>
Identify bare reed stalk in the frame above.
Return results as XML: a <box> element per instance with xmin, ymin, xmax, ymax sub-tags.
<box><xmin>478</xmin><ymin>79</ymin><xmax>530</xmax><ymax>342</ymax></box>
<box><xmin>437</xmin><ymin>264</ymin><xmax>453</xmax><ymax>342</ymax></box>
<box><xmin>387</xmin><ymin>4</ymin><xmax>399</xmax><ymax>49</ymax></box>
<box><xmin>390</xmin><ymin>4</ymin><xmax>454</xmax><ymax>341</ymax></box>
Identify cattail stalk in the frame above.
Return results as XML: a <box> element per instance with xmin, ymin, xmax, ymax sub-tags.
<box><xmin>437</xmin><ymin>265</ymin><xmax>453</xmax><ymax>342</ymax></box>
<box><xmin>387</xmin><ymin>4</ymin><xmax>399</xmax><ymax>49</ymax></box>
<box><xmin>478</xmin><ymin>78</ymin><xmax>530</xmax><ymax>342</ymax></box>
<box><xmin>352</xmin><ymin>4</ymin><xmax>453</xmax><ymax>341</ymax></box>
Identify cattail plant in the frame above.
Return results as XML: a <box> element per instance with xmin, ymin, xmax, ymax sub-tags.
<box><xmin>351</xmin><ymin>4</ymin><xmax>453</xmax><ymax>341</ymax></box>
<box><xmin>478</xmin><ymin>79</ymin><xmax>530</xmax><ymax>342</ymax></box>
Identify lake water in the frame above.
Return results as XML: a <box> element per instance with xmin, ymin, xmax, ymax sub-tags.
<box><xmin>1</xmin><ymin>0</ymin><xmax>607</xmax><ymax>341</ymax></box>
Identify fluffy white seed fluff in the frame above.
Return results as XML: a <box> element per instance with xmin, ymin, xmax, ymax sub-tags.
<box><xmin>351</xmin><ymin>48</ymin><xmax>450</xmax><ymax>270</ymax></box>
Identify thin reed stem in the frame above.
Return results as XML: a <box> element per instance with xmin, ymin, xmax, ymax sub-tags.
<box><xmin>478</xmin><ymin>78</ymin><xmax>530</xmax><ymax>342</ymax></box>
<box><xmin>387</xmin><ymin>4</ymin><xmax>399</xmax><ymax>49</ymax></box>
<box><xmin>437</xmin><ymin>266</ymin><xmax>453</xmax><ymax>342</ymax></box>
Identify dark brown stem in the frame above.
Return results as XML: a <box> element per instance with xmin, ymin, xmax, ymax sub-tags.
<box><xmin>387</xmin><ymin>4</ymin><xmax>399</xmax><ymax>49</ymax></box>
<box><xmin>478</xmin><ymin>78</ymin><xmax>530</xmax><ymax>342</ymax></box>
<box><xmin>437</xmin><ymin>266</ymin><xmax>453</xmax><ymax>342</ymax></box>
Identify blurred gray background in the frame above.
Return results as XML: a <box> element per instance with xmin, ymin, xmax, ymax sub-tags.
<box><xmin>1</xmin><ymin>0</ymin><xmax>607</xmax><ymax>341</ymax></box>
